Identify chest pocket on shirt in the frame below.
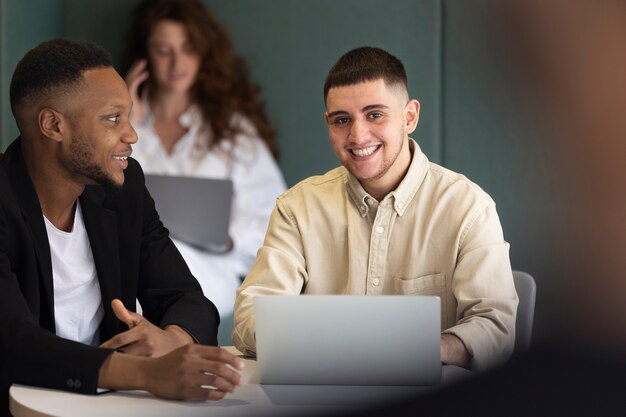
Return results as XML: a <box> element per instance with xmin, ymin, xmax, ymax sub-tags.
<box><xmin>393</xmin><ymin>273</ymin><xmax>447</xmax><ymax>328</ymax></box>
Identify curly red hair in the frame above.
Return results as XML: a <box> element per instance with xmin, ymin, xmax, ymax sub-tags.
<box><xmin>121</xmin><ymin>0</ymin><xmax>278</xmax><ymax>158</ymax></box>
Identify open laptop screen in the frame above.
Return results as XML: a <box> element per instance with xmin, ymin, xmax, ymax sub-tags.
<box><xmin>144</xmin><ymin>174</ymin><xmax>233</xmax><ymax>253</ymax></box>
<box><xmin>254</xmin><ymin>295</ymin><xmax>442</xmax><ymax>385</ymax></box>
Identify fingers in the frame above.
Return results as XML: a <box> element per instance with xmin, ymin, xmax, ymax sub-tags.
<box><xmin>141</xmin><ymin>345</ymin><xmax>245</xmax><ymax>402</ymax></box>
<box><xmin>125</xmin><ymin>60</ymin><xmax>149</xmax><ymax>125</ymax></box>
<box><xmin>180</xmin><ymin>345</ymin><xmax>245</xmax><ymax>385</ymax></box>
<box><xmin>178</xmin><ymin>348</ymin><xmax>244</xmax><ymax>401</ymax></box>
<box><xmin>190</xmin><ymin>346</ymin><xmax>244</xmax><ymax>394</ymax></box>
<box><xmin>100</xmin><ymin>324</ymin><xmax>170</xmax><ymax>357</ymax></box>
<box><xmin>200</xmin><ymin>361</ymin><xmax>243</xmax><ymax>389</ymax></box>
<box><xmin>197</xmin><ymin>345</ymin><xmax>245</xmax><ymax>371</ymax></box>
<box><xmin>111</xmin><ymin>299</ymin><xmax>142</xmax><ymax>328</ymax></box>
<box><xmin>125</xmin><ymin>59</ymin><xmax>150</xmax><ymax>91</ymax></box>
<box><xmin>100</xmin><ymin>327</ymin><xmax>145</xmax><ymax>353</ymax></box>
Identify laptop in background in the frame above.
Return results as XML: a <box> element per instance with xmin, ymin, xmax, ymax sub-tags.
<box><xmin>144</xmin><ymin>174</ymin><xmax>233</xmax><ymax>253</ymax></box>
<box><xmin>254</xmin><ymin>295</ymin><xmax>442</xmax><ymax>385</ymax></box>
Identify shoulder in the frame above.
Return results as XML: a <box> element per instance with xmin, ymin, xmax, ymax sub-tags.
<box><xmin>424</xmin><ymin>162</ymin><xmax>495</xmax><ymax>207</ymax></box>
<box><xmin>277</xmin><ymin>167</ymin><xmax>347</xmax><ymax>203</ymax></box>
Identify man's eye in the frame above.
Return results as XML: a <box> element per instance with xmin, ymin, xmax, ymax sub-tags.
<box><xmin>368</xmin><ymin>112</ymin><xmax>383</xmax><ymax>119</ymax></box>
<box><xmin>107</xmin><ymin>115</ymin><xmax>120</xmax><ymax>123</ymax></box>
<box><xmin>334</xmin><ymin>117</ymin><xmax>350</xmax><ymax>125</ymax></box>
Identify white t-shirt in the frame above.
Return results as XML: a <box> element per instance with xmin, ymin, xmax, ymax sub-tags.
<box><xmin>44</xmin><ymin>201</ymin><xmax>104</xmax><ymax>346</ymax></box>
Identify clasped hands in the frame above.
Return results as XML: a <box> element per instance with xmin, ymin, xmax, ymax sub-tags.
<box><xmin>100</xmin><ymin>299</ymin><xmax>191</xmax><ymax>356</ymax></box>
<box><xmin>98</xmin><ymin>299</ymin><xmax>244</xmax><ymax>401</ymax></box>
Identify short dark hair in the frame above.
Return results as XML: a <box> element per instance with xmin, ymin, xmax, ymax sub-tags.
<box><xmin>323</xmin><ymin>46</ymin><xmax>408</xmax><ymax>104</ymax></box>
<box><xmin>9</xmin><ymin>38</ymin><xmax>112</xmax><ymax>116</ymax></box>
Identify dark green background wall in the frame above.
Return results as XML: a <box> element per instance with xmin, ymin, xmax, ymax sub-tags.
<box><xmin>0</xmin><ymin>0</ymin><xmax>560</xmax><ymax>343</ymax></box>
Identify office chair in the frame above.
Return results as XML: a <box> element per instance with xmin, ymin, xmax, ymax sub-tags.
<box><xmin>512</xmin><ymin>270</ymin><xmax>537</xmax><ymax>355</ymax></box>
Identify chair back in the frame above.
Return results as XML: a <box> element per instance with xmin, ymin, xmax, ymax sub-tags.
<box><xmin>512</xmin><ymin>270</ymin><xmax>536</xmax><ymax>354</ymax></box>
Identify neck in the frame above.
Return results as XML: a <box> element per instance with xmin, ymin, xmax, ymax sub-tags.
<box><xmin>361</xmin><ymin>139</ymin><xmax>413</xmax><ymax>201</ymax></box>
<box><xmin>150</xmin><ymin>91</ymin><xmax>192</xmax><ymax>121</ymax></box>
<box><xmin>22</xmin><ymin>137</ymin><xmax>84</xmax><ymax>232</ymax></box>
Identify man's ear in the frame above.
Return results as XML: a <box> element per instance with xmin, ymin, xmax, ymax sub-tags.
<box><xmin>404</xmin><ymin>99</ymin><xmax>420</xmax><ymax>134</ymax></box>
<box><xmin>38</xmin><ymin>107</ymin><xmax>65</xmax><ymax>143</ymax></box>
<box><xmin>324</xmin><ymin>111</ymin><xmax>331</xmax><ymax>127</ymax></box>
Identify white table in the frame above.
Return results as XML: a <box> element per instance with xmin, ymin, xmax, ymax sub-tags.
<box><xmin>10</xmin><ymin>347</ymin><xmax>474</xmax><ymax>417</ymax></box>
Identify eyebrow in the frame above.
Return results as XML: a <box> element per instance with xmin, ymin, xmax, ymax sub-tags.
<box><xmin>327</xmin><ymin>104</ymin><xmax>389</xmax><ymax>119</ymax></box>
<box><xmin>99</xmin><ymin>103</ymin><xmax>129</xmax><ymax>116</ymax></box>
<box><xmin>107</xmin><ymin>103</ymin><xmax>129</xmax><ymax>111</ymax></box>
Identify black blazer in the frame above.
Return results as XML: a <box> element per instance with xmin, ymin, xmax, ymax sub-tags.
<box><xmin>0</xmin><ymin>138</ymin><xmax>219</xmax><ymax>414</ymax></box>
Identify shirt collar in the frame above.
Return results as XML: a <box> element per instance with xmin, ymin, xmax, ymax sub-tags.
<box><xmin>140</xmin><ymin>100</ymin><xmax>207</xmax><ymax>154</ymax></box>
<box><xmin>346</xmin><ymin>138</ymin><xmax>429</xmax><ymax>217</ymax></box>
<box><xmin>141</xmin><ymin>100</ymin><xmax>202</xmax><ymax>128</ymax></box>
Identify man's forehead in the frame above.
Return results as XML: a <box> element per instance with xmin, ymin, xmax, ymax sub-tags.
<box><xmin>82</xmin><ymin>67</ymin><xmax>123</xmax><ymax>87</ymax></box>
<box><xmin>326</xmin><ymin>79</ymin><xmax>403</xmax><ymax>110</ymax></box>
<box><xmin>79</xmin><ymin>67</ymin><xmax>131</xmax><ymax>104</ymax></box>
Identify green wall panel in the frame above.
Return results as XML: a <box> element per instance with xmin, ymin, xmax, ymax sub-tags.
<box><xmin>206</xmin><ymin>0</ymin><xmax>442</xmax><ymax>185</ymax></box>
<box><xmin>63</xmin><ymin>0</ymin><xmax>137</xmax><ymax>69</ymax></box>
<box><xmin>1</xmin><ymin>0</ymin><xmax>64</xmax><ymax>150</ymax></box>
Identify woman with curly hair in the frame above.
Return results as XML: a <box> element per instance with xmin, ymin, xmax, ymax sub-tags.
<box><xmin>122</xmin><ymin>0</ymin><xmax>286</xmax><ymax>320</ymax></box>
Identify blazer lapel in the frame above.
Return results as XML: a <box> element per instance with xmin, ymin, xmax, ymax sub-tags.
<box><xmin>80</xmin><ymin>186</ymin><xmax>122</xmax><ymax>340</ymax></box>
<box><xmin>2</xmin><ymin>139</ymin><xmax>55</xmax><ymax>329</ymax></box>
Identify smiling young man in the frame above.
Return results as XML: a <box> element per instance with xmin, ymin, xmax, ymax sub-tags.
<box><xmin>0</xmin><ymin>38</ymin><xmax>244</xmax><ymax>416</ymax></box>
<box><xmin>233</xmin><ymin>47</ymin><xmax>518</xmax><ymax>371</ymax></box>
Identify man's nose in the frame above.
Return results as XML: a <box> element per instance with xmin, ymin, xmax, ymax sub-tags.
<box><xmin>348</xmin><ymin>119</ymin><xmax>368</xmax><ymax>142</ymax></box>
<box><xmin>122</xmin><ymin>121</ymin><xmax>138</xmax><ymax>145</ymax></box>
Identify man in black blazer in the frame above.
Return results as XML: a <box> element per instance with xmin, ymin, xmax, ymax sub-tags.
<box><xmin>0</xmin><ymin>38</ymin><xmax>243</xmax><ymax>416</ymax></box>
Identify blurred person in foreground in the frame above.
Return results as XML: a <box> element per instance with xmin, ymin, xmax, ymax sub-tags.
<box><xmin>0</xmin><ymin>38</ymin><xmax>243</xmax><ymax>417</ymax></box>
<box><xmin>122</xmin><ymin>0</ymin><xmax>286</xmax><ymax>318</ymax></box>
<box><xmin>346</xmin><ymin>1</ymin><xmax>626</xmax><ymax>416</ymax></box>
<box><xmin>234</xmin><ymin>46</ymin><xmax>518</xmax><ymax>372</ymax></box>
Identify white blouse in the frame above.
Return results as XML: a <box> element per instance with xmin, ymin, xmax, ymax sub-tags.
<box><xmin>131</xmin><ymin>104</ymin><xmax>286</xmax><ymax>317</ymax></box>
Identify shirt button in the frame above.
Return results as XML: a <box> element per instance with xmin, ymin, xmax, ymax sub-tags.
<box><xmin>397</xmin><ymin>202</ymin><xmax>403</xmax><ymax>209</ymax></box>
<box><xmin>375</xmin><ymin>226</ymin><xmax>384</xmax><ymax>234</ymax></box>
<box><xmin>372</xmin><ymin>277</ymin><xmax>380</xmax><ymax>286</ymax></box>
<box><xmin>66</xmin><ymin>379</ymin><xmax>75</xmax><ymax>388</ymax></box>
<box><xmin>74</xmin><ymin>379</ymin><xmax>82</xmax><ymax>389</ymax></box>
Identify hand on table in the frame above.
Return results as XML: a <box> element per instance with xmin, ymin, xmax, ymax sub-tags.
<box><xmin>99</xmin><ymin>344</ymin><xmax>245</xmax><ymax>401</ymax></box>
<box><xmin>142</xmin><ymin>344</ymin><xmax>245</xmax><ymax>401</ymax></box>
<box><xmin>100</xmin><ymin>299</ymin><xmax>192</xmax><ymax>357</ymax></box>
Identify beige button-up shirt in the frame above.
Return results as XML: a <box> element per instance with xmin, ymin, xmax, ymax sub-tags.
<box><xmin>233</xmin><ymin>139</ymin><xmax>518</xmax><ymax>371</ymax></box>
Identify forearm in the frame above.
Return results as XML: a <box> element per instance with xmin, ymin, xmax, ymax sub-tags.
<box><xmin>165</xmin><ymin>324</ymin><xmax>196</xmax><ymax>345</ymax></box>
<box><xmin>440</xmin><ymin>333</ymin><xmax>470</xmax><ymax>369</ymax></box>
<box><xmin>448</xmin><ymin>205</ymin><xmax>518</xmax><ymax>370</ymax></box>
<box><xmin>98</xmin><ymin>344</ymin><xmax>245</xmax><ymax>401</ymax></box>
<box><xmin>98</xmin><ymin>352</ymin><xmax>148</xmax><ymax>391</ymax></box>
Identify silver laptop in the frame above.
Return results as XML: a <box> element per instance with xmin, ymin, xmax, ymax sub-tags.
<box><xmin>254</xmin><ymin>295</ymin><xmax>441</xmax><ymax>385</ymax></box>
<box><xmin>144</xmin><ymin>174</ymin><xmax>233</xmax><ymax>252</ymax></box>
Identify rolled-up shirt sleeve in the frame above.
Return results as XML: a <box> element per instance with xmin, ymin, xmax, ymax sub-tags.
<box><xmin>442</xmin><ymin>203</ymin><xmax>518</xmax><ymax>371</ymax></box>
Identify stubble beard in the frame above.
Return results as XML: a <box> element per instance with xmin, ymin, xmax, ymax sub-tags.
<box><xmin>349</xmin><ymin>127</ymin><xmax>406</xmax><ymax>184</ymax></box>
<box><xmin>67</xmin><ymin>135</ymin><xmax>123</xmax><ymax>192</ymax></box>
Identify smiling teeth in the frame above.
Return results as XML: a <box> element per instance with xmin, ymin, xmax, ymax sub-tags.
<box><xmin>352</xmin><ymin>146</ymin><xmax>378</xmax><ymax>157</ymax></box>
<box><xmin>114</xmin><ymin>156</ymin><xmax>128</xmax><ymax>161</ymax></box>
